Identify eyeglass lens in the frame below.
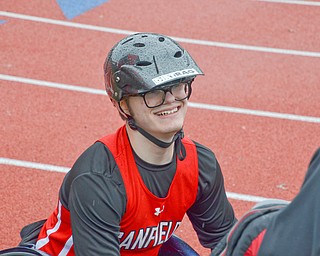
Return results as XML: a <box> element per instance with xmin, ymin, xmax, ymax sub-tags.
<box><xmin>143</xmin><ymin>82</ymin><xmax>190</xmax><ymax>108</ymax></box>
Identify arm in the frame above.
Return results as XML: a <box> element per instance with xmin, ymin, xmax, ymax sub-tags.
<box><xmin>62</xmin><ymin>143</ymin><xmax>126</xmax><ymax>255</ymax></box>
<box><xmin>187</xmin><ymin>143</ymin><xmax>236</xmax><ymax>249</ymax></box>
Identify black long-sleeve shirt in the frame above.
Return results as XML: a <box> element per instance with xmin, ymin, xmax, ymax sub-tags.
<box><xmin>59</xmin><ymin>140</ymin><xmax>236</xmax><ymax>255</ymax></box>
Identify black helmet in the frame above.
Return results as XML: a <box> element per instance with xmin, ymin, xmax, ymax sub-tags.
<box><xmin>104</xmin><ymin>32</ymin><xmax>204</xmax><ymax>102</ymax></box>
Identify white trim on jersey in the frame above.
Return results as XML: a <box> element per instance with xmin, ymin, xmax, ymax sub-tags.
<box><xmin>36</xmin><ymin>200</ymin><xmax>63</xmax><ymax>249</ymax></box>
<box><xmin>58</xmin><ymin>235</ymin><xmax>73</xmax><ymax>256</ymax></box>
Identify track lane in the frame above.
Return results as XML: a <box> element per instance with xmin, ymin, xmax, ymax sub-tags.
<box><xmin>1</xmin><ymin>81</ymin><xmax>318</xmax><ymax>201</ymax></box>
<box><xmin>1</xmin><ymin>0</ymin><xmax>319</xmax><ymax>254</ymax></box>
<box><xmin>2</xmin><ymin>0</ymin><xmax>320</xmax><ymax>51</ymax></box>
<box><xmin>1</xmin><ymin>17</ymin><xmax>319</xmax><ymax>117</ymax></box>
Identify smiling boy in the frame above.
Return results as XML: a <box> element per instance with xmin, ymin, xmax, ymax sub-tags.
<box><xmin>35</xmin><ymin>32</ymin><xmax>236</xmax><ymax>256</ymax></box>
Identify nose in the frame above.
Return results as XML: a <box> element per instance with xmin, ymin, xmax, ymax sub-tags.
<box><xmin>163</xmin><ymin>91</ymin><xmax>176</xmax><ymax>103</ymax></box>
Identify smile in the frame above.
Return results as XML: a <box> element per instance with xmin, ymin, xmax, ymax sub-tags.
<box><xmin>155</xmin><ymin>107</ymin><xmax>179</xmax><ymax>116</ymax></box>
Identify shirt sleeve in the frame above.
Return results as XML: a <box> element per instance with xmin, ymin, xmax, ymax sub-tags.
<box><xmin>187</xmin><ymin>142</ymin><xmax>236</xmax><ymax>249</ymax></box>
<box><xmin>62</xmin><ymin>142</ymin><xmax>127</xmax><ymax>256</ymax></box>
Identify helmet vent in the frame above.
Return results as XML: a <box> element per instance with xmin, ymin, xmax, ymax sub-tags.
<box><xmin>121</xmin><ymin>38</ymin><xmax>133</xmax><ymax>45</ymax></box>
<box><xmin>153</xmin><ymin>55</ymin><xmax>159</xmax><ymax>74</ymax></box>
<box><xmin>136</xmin><ymin>61</ymin><xmax>152</xmax><ymax>67</ymax></box>
<box><xmin>174</xmin><ymin>51</ymin><xmax>183</xmax><ymax>58</ymax></box>
<box><xmin>133</xmin><ymin>43</ymin><xmax>145</xmax><ymax>47</ymax></box>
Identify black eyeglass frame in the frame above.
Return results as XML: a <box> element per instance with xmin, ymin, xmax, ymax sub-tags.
<box><xmin>132</xmin><ymin>81</ymin><xmax>193</xmax><ymax>108</ymax></box>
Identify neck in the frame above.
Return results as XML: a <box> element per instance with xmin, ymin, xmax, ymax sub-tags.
<box><xmin>126</xmin><ymin>124</ymin><xmax>175</xmax><ymax>165</ymax></box>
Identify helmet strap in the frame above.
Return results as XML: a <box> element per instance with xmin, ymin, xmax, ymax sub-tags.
<box><xmin>127</xmin><ymin>117</ymin><xmax>186</xmax><ymax>161</ymax></box>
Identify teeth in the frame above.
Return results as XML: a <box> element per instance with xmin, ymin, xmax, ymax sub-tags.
<box><xmin>157</xmin><ymin>107</ymin><xmax>178</xmax><ymax>116</ymax></box>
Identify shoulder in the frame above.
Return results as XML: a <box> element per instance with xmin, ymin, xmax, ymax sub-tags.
<box><xmin>71</xmin><ymin>141</ymin><xmax>119</xmax><ymax>177</ymax></box>
<box><xmin>194</xmin><ymin>141</ymin><xmax>217</xmax><ymax>158</ymax></box>
<box><xmin>182</xmin><ymin>138</ymin><xmax>221</xmax><ymax>179</ymax></box>
<box><xmin>193</xmin><ymin>141</ymin><xmax>219</xmax><ymax>172</ymax></box>
<box><xmin>192</xmin><ymin>141</ymin><xmax>224</xmax><ymax>194</ymax></box>
<box><xmin>183</xmin><ymin>138</ymin><xmax>218</xmax><ymax>164</ymax></box>
<box><xmin>59</xmin><ymin>142</ymin><xmax>125</xmax><ymax>207</ymax></box>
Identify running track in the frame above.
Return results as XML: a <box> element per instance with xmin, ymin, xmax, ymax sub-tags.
<box><xmin>1</xmin><ymin>1</ymin><xmax>320</xmax><ymax>255</ymax></box>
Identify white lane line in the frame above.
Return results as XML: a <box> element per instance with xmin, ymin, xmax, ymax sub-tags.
<box><xmin>0</xmin><ymin>73</ymin><xmax>104</xmax><ymax>95</ymax></box>
<box><xmin>188</xmin><ymin>102</ymin><xmax>320</xmax><ymax>123</ymax></box>
<box><xmin>226</xmin><ymin>192</ymin><xmax>273</xmax><ymax>203</ymax></box>
<box><xmin>257</xmin><ymin>0</ymin><xmax>320</xmax><ymax>6</ymax></box>
<box><xmin>1</xmin><ymin>73</ymin><xmax>320</xmax><ymax>123</ymax></box>
<box><xmin>0</xmin><ymin>157</ymin><xmax>273</xmax><ymax>202</ymax></box>
<box><xmin>1</xmin><ymin>11</ymin><xmax>320</xmax><ymax>58</ymax></box>
<box><xmin>0</xmin><ymin>157</ymin><xmax>69</xmax><ymax>173</ymax></box>
<box><xmin>0</xmin><ymin>11</ymin><xmax>136</xmax><ymax>35</ymax></box>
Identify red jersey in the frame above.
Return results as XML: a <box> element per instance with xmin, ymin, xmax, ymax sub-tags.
<box><xmin>36</xmin><ymin>125</ymin><xmax>199</xmax><ymax>255</ymax></box>
<box><xmin>99</xmin><ymin>125</ymin><xmax>199</xmax><ymax>255</ymax></box>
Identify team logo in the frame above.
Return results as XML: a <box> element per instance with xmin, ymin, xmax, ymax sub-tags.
<box><xmin>119</xmin><ymin>220</ymin><xmax>181</xmax><ymax>250</ymax></box>
<box><xmin>154</xmin><ymin>205</ymin><xmax>165</xmax><ymax>216</ymax></box>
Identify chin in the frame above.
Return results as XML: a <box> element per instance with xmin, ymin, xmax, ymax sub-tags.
<box><xmin>162</xmin><ymin>123</ymin><xmax>184</xmax><ymax>135</ymax></box>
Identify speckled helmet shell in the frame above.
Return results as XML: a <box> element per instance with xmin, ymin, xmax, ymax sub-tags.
<box><xmin>104</xmin><ymin>32</ymin><xmax>204</xmax><ymax>102</ymax></box>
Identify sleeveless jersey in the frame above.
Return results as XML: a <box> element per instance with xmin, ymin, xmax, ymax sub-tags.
<box><xmin>35</xmin><ymin>125</ymin><xmax>199</xmax><ymax>255</ymax></box>
<box><xmin>98</xmin><ymin>125</ymin><xmax>199</xmax><ymax>255</ymax></box>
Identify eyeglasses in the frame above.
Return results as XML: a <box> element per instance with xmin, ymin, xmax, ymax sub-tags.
<box><xmin>138</xmin><ymin>82</ymin><xmax>192</xmax><ymax>108</ymax></box>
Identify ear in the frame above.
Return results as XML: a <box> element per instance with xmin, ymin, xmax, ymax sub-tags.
<box><xmin>119</xmin><ymin>99</ymin><xmax>130</xmax><ymax>116</ymax></box>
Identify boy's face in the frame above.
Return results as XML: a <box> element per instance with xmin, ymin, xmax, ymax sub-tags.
<box><xmin>121</xmin><ymin>88</ymin><xmax>188</xmax><ymax>141</ymax></box>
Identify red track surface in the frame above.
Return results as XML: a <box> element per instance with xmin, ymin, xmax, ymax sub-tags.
<box><xmin>1</xmin><ymin>1</ymin><xmax>320</xmax><ymax>255</ymax></box>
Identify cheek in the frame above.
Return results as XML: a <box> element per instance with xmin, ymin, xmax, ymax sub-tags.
<box><xmin>127</xmin><ymin>98</ymin><xmax>143</xmax><ymax>115</ymax></box>
<box><xmin>181</xmin><ymin>101</ymin><xmax>188</xmax><ymax>115</ymax></box>
<box><xmin>127</xmin><ymin>98</ymin><xmax>150</xmax><ymax>121</ymax></box>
